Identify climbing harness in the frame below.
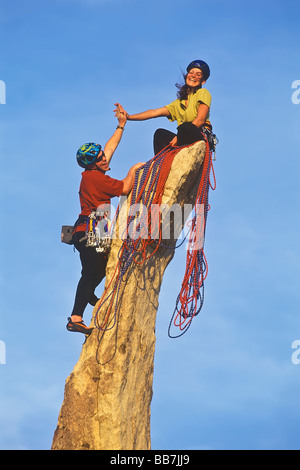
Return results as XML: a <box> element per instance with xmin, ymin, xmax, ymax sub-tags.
<box><xmin>202</xmin><ymin>124</ymin><xmax>219</xmax><ymax>159</ymax></box>
<box><xmin>77</xmin><ymin>190</ymin><xmax>112</xmax><ymax>254</ymax></box>
<box><xmin>93</xmin><ymin>134</ymin><xmax>217</xmax><ymax>363</ymax></box>
<box><xmin>77</xmin><ymin>211</ymin><xmax>112</xmax><ymax>253</ymax></box>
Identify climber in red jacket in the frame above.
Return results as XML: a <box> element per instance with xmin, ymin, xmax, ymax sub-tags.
<box><xmin>67</xmin><ymin>104</ymin><xmax>145</xmax><ymax>335</ymax></box>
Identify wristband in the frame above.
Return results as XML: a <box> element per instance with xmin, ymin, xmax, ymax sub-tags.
<box><xmin>116</xmin><ymin>125</ymin><xmax>124</xmax><ymax>130</ymax></box>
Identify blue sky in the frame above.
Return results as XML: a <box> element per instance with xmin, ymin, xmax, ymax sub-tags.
<box><xmin>0</xmin><ymin>0</ymin><xmax>300</xmax><ymax>450</ymax></box>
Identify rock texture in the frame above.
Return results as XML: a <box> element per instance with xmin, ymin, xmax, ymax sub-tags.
<box><xmin>52</xmin><ymin>141</ymin><xmax>206</xmax><ymax>450</ymax></box>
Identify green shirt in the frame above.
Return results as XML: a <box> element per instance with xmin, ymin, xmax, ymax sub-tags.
<box><xmin>165</xmin><ymin>87</ymin><xmax>212</xmax><ymax>126</ymax></box>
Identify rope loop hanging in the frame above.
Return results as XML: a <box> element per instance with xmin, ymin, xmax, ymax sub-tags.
<box><xmin>94</xmin><ymin>137</ymin><xmax>216</xmax><ymax>350</ymax></box>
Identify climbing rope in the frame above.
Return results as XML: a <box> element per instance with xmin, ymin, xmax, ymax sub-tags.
<box><xmin>168</xmin><ymin>137</ymin><xmax>216</xmax><ymax>337</ymax></box>
<box><xmin>94</xmin><ymin>137</ymin><xmax>216</xmax><ymax>362</ymax></box>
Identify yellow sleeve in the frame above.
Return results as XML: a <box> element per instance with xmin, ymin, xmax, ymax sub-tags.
<box><xmin>165</xmin><ymin>100</ymin><xmax>178</xmax><ymax>122</ymax></box>
<box><xmin>195</xmin><ymin>88</ymin><xmax>212</xmax><ymax>107</ymax></box>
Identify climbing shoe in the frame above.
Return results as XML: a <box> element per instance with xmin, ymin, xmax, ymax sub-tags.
<box><xmin>66</xmin><ymin>317</ymin><xmax>93</xmax><ymax>336</ymax></box>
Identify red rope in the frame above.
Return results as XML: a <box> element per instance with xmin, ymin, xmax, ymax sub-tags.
<box><xmin>94</xmin><ymin>140</ymin><xmax>216</xmax><ymax>337</ymax></box>
<box><xmin>168</xmin><ymin>138</ymin><xmax>215</xmax><ymax>336</ymax></box>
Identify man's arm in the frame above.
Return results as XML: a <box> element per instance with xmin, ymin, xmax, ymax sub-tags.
<box><xmin>121</xmin><ymin>162</ymin><xmax>145</xmax><ymax>195</ymax></box>
<box><xmin>103</xmin><ymin>103</ymin><xmax>127</xmax><ymax>165</ymax></box>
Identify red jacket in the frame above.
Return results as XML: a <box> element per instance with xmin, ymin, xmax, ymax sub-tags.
<box><xmin>74</xmin><ymin>169</ymin><xmax>123</xmax><ymax>232</ymax></box>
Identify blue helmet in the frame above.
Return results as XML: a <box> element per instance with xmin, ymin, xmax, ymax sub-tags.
<box><xmin>186</xmin><ymin>60</ymin><xmax>210</xmax><ymax>81</ymax></box>
<box><xmin>76</xmin><ymin>142</ymin><xmax>102</xmax><ymax>168</ymax></box>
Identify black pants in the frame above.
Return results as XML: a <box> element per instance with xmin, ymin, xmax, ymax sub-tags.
<box><xmin>71</xmin><ymin>231</ymin><xmax>107</xmax><ymax>318</ymax></box>
<box><xmin>153</xmin><ymin>122</ymin><xmax>207</xmax><ymax>155</ymax></box>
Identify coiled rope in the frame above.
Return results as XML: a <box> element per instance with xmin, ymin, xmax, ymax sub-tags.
<box><xmin>94</xmin><ymin>137</ymin><xmax>216</xmax><ymax>362</ymax></box>
<box><xmin>168</xmin><ymin>137</ymin><xmax>216</xmax><ymax>337</ymax></box>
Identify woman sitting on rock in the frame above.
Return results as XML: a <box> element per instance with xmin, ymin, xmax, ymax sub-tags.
<box><xmin>116</xmin><ymin>60</ymin><xmax>212</xmax><ymax>154</ymax></box>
